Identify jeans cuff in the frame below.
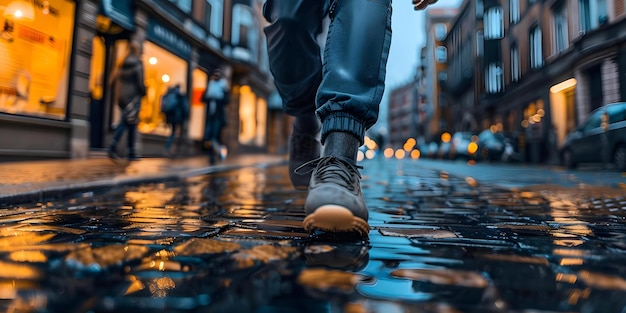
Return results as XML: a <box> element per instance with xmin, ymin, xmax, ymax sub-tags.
<box><xmin>321</xmin><ymin>112</ymin><xmax>366</xmax><ymax>145</ymax></box>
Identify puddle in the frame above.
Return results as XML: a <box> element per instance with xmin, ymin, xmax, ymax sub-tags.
<box><xmin>0</xmin><ymin>161</ymin><xmax>625</xmax><ymax>312</ymax></box>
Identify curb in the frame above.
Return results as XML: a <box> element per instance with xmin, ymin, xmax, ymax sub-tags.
<box><xmin>0</xmin><ymin>158</ymin><xmax>287</xmax><ymax>205</ymax></box>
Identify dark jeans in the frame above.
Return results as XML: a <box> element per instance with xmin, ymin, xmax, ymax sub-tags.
<box><xmin>203</xmin><ymin>117</ymin><xmax>223</xmax><ymax>144</ymax></box>
<box><xmin>110</xmin><ymin>118</ymin><xmax>137</xmax><ymax>155</ymax></box>
<box><xmin>263</xmin><ymin>0</ymin><xmax>392</xmax><ymax>144</ymax></box>
<box><xmin>165</xmin><ymin>122</ymin><xmax>185</xmax><ymax>152</ymax></box>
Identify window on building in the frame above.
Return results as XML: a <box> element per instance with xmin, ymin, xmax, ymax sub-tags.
<box><xmin>530</xmin><ymin>26</ymin><xmax>543</xmax><ymax>69</ymax></box>
<box><xmin>553</xmin><ymin>2</ymin><xmax>568</xmax><ymax>53</ymax></box>
<box><xmin>476</xmin><ymin>0</ymin><xmax>484</xmax><ymax>18</ymax></box>
<box><xmin>169</xmin><ymin>0</ymin><xmax>192</xmax><ymax>13</ymax></box>
<box><xmin>510</xmin><ymin>0</ymin><xmax>520</xmax><ymax>24</ymax></box>
<box><xmin>476</xmin><ymin>30</ymin><xmax>484</xmax><ymax>56</ymax></box>
<box><xmin>485</xmin><ymin>63</ymin><xmax>504</xmax><ymax>93</ymax></box>
<box><xmin>232</xmin><ymin>4</ymin><xmax>258</xmax><ymax>63</ymax></box>
<box><xmin>436</xmin><ymin>46</ymin><xmax>447</xmax><ymax>63</ymax></box>
<box><xmin>434</xmin><ymin>23</ymin><xmax>447</xmax><ymax>41</ymax></box>
<box><xmin>511</xmin><ymin>44</ymin><xmax>520</xmax><ymax>82</ymax></box>
<box><xmin>205</xmin><ymin>0</ymin><xmax>223</xmax><ymax>37</ymax></box>
<box><xmin>579</xmin><ymin>0</ymin><xmax>608</xmax><ymax>32</ymax></box>
<box><xmin>484</xmin><ymin>6</ymin><xmax>504</xmax><ymax>39</ymax></box>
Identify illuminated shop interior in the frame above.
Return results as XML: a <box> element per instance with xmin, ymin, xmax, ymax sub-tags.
<box><xmin>0</xmin><ymin>0</ymin><xmax>75</xmax><ymax>119</ymax></box>
<box><xmin>238</xmin><ymin>85</ymin><xmax>266</xmax><ymax>147</ymax></box>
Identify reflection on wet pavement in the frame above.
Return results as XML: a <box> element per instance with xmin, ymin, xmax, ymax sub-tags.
<box><xmin>1</xmin><ymin>159</ymin><xmax>626</xmax><ymax>312</ymax></box>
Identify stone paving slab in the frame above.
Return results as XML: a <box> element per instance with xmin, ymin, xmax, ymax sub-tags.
<box><xmin>0</xmin><ymin>155</ymin><xmax>287</xmax><ymax>204</ymax></box>
<box><xmin>1</xmin><ymin>158</ymin><xmax>625</xmax><ymax>312</ymax></box>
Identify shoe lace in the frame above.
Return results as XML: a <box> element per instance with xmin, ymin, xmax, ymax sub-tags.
<box><xmin>294</xmin><ymin>156</ymin><xmax>362</xmax><ymax>191</ymax></box>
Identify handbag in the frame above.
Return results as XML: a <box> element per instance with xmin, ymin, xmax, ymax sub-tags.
<box><xmin>122</xmin><ymin>97</ymin><xmax>140</xmax><ymax>124</ymax></box>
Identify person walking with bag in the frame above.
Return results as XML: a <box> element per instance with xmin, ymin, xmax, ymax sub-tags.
<box><xmin>161</xmin><ymin>84</ymin><xmax>190</xmax><ymax>158</ymax></box>
<box><xmin>107</xmin><ymin>41</ymin><xmax>146</xmax><ymax>161</ymax></box>
<box><xmin>201</xmin><ymin>69</ymin><xmax>229</xmax><ymax>165</ymax></box>
<box><xmin>263</xmin><ymin>0</ymin><xmax>437</xmax><ymax>237</ymax></box>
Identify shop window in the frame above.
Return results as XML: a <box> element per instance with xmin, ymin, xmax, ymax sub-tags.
<box><xmin>89</xmin><ymin>37</ymin><xmax>105</xmax><ymax>101</ymax></box>
<box><xmin>131</xmin><ymin>41</ymin><xmax>188</xmax><ymax>136</ymax></box>
<box><xmin>190</xmin><ymin>68</ymin><xmax>208</xmax><ymax>141</ymax></box>
<box><xmin>0</xmin><ymin>0</ymin><xmax>75</xmax><ymax>119</ymax></box>
<box><xmin>238</xmin><ymin>85</ymin><xmax>266</xmax><ymax>146</ymax></box>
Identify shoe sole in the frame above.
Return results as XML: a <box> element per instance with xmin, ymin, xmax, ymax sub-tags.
<box><xmin>303</xmin><ymin>205</ymin><xmax>369</xmax><ymax>236</ymax></box>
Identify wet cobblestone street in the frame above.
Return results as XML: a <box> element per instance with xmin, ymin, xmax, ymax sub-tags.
<box><xmin>1</xmin><ymin>158</ymin><xmax>626</xmax><ymax>313</ymax></box>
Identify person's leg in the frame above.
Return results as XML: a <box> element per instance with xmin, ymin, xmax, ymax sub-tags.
<box><xmin>108</xmin><ymin>119</ymin><xmax>128</xmax><ymax>159</ymax></box>
<box><xmin>127</xmin><ymin>123</ymin><xmax>138</xmax><ymax>160</ymax></box>
<box><xmin>165</xmin><ymin>122</ymin><xmax>176</xmax><ymax>152</ymax></box>
<box><xmin>263</xmin><ymin>0</ymin><xmax>328</xmax><ymax>189</ymax></box>
<box><xmin>175</xmin><ymin>123</ymin><xmax>185</xmax><ymax>155</ymax></box>
<box><xmin>304</xmin><ymin>0</ymin><xmax>392</xmax><ymax>236</ymax></box>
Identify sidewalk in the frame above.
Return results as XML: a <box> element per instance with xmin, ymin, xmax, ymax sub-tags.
<box><xmin>0</xmin><ymin>154</ymin><xmax>287</xmax><ymax>204</ymax></box>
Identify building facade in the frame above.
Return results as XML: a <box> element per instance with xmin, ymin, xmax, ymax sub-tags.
<box><xmin>0</xmin><ymin>0</ymin><xmax>284</xmax><ymax>161</ymax></box>
<box><xmin>388</xmin><ymin>78</ymin><xmax>420</xmax><ymax>149</ymax></box>
<box><xmin>422</xmin><ymin>7</ymin><xmax>458</xmax><ymax>144</ymax></box>
<box><xmin>433</xmin><ymin>0</ymin><xmax>626</xmax><ymax>164</ymax></box>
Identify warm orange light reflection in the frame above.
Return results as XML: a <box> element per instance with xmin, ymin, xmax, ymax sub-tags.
<box><xmin>394</xmin><ymin>149</ymin><xmax>406</xmax><ymax>159</ymax></box>
<box><xmin>383</xmin><ymin>148</ymin><xmax>394</xmax><ymax>158</ymax></box>
<box><xmin>0</xmin><ymin>261</ymin><xmax>42</xmax><ymax>279</ymax></box>
<box><xmin>560</xmin><ymin>258</ymin><xmax>584</xmax><ymax>266</ymax></box>
<box><xmin>9</xmin><ymin>251</ymin><xmax>47</xmax><ymax>263</ymax></box>
<box><xmin>410</xmin><ymin>149</ymin><xmax>421</xmax><ymax>159</ymax></box>
<box><xmin>441</xmin><ymin>132</ymin><xmax>451</xmax><ymax>143</ymax></box>
<box><xmin>556</xmin><ymin>272</ymin><xmax>578</xmax><ymax>284</ymax></box>
<box><xmin>467</xmin><ymin>142</ymin><xmax>478</xmax><ymax>154</ymax></box>
<box><xmin>357</xmin><ymin>150</ymin><xmax>365</xmax><ymax>162</ymax></box>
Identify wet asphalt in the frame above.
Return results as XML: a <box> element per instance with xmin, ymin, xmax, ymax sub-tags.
<box><xmin>1</xmin><ymin>156</ymin><xmax>626</xmax><ymax>313</ymax></box>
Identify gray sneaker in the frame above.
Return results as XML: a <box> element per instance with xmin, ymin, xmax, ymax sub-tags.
<box><xmin>301</xmin><ymin>157</ymin><xmax>369</xmax><ymax>236</ymax></box>
<box><xmin>288</xmin><ymin>128</ymin><xmax>321</xmax><ymax>190</ymax></box>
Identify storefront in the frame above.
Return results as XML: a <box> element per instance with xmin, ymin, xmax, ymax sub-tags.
<box><xmin>0</xmin><ymin>0</ymin><xmax>85</xmax><ymax>160</ymax></box>
<box><xmin>0</xmin><ymin>0</ymin><xmax>75</xmax><ymax>119</ymax></box>
<box><xmin>108</xmin><ymin>17</ymin><xmax>192</xmax><ymax>156</ymax></box>
<box><xmin>88</xmin><ymin>0</ymin><xmax>135</xmax><ymax>149</ymax></box>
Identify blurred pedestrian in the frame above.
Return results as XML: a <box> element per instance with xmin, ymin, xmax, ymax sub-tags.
<box><xmin>264</xmin><ymin>1</ymin><xmax>437</xmax><ymax>238</ymax></box>
<box><xmin>201</xmin><ymin>68</ymin><xmax>229</xmax><ymax>165</ymax></box>
<box><xmin>161</xmin><ymin>83</ymin><xmax>190</xmax><ymax>158</ymax></box>
<box><xmin>107</xmin><ymin>41</ymin><xmax>146</xmax><ymax>161</ymax></box>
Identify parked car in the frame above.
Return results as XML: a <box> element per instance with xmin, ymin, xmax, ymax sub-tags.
<box><xmin>449</xmin><ymin>131</ymin><xmax>478</xmax><ymax>160</ymax></box>
<box><xmin>437</xmin><ymin>140</ymin><xmax>451</xmax><ymax>159</ymax></box>
<box><xmin>426</xmin><ymin>141</ymin><xmax>439</xmax><ymax>159</ymax></box>
<box><xmin>477</xmin><ymin>130</ymin><xmax>506</xmax><ymax>161</ymax></box>
<box><xmin>559</xmin><ymin>102</ymin><xmax>626</xmax><ymax>170</ymax></box>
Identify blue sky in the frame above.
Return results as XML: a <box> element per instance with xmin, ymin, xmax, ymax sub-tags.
<box><xmin>376</xmin><ymin>0</ymin><xmax>462</xmax><ymax>132</ymax></box>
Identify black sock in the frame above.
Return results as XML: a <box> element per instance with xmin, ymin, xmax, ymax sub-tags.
<box><xmin>323</xmin><ymin>132</ymin><xmax>360</xmax><ymax>163</ymax></box>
